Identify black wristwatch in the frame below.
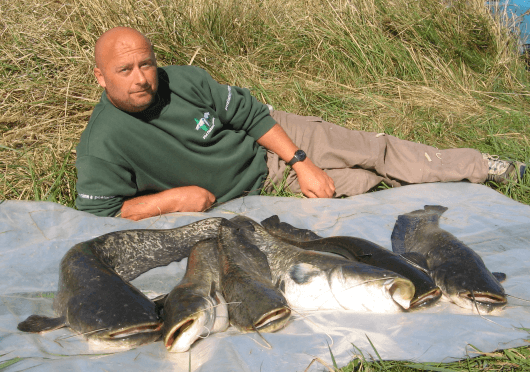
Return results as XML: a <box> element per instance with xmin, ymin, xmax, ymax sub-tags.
<box><xmin>287</xmin><ymin>149</ymin><xmax>307</xmax><ymax>166</ymax></box>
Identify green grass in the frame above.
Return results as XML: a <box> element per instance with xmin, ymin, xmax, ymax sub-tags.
<box><xmin>0</xmin><ymin>357</ymin><xmax>23</xmax><ymax>370</ymax></box>
<box><xmin>337</xmin><ymin>345</ymin><xmax>530</xmax><ymax>371</ymax></box>
<box><xmin>1</xmin><ymin>0</ymin><xmax>530</xmax><ymax>370</ymax></box>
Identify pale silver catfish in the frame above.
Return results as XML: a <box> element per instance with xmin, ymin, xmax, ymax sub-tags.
<box><xmin>231</xmin><ymin>216</ymin><xmax>415</xmax><ymax>313</ymax></box>
<box><xmin>260</xmin><ymin>215</ymin><xmax>442</xmax><ymax>309</ymax></box>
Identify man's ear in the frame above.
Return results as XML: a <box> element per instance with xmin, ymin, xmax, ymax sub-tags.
<box><xmin>94</xmin><ymin>67</ymin><xmax>106</xmax><ymax>88</ymax></box>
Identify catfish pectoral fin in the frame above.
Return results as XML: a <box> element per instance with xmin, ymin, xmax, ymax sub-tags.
<box><xmin>152</xmin><ymin>293</ymin><xmax>168</xmax><ymax>316</ymax></box>
<box><xmin>17</xmin><ymin>315</ymin><xmax>67</xmax><ymax>333</ymax></box>
<box><xmin>493</xmin><ymin>272</ymin><xmax>507</xmax><ymax>283</ymax></box>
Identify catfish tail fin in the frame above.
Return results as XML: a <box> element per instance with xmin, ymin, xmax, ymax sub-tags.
<box><xmin>391</xmin><ymin>205</ymin><xmax>447</xmax><ymax>254</ymax></box>
<box><xmin>17</xmin><ymin>315</ymin><xmax>67</xmax><ymax>333</ymax></box>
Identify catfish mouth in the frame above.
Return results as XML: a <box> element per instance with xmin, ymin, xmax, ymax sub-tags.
<box><xmin>460</xmin><ymin>291</ymin><xmax>507</xmax><ymax>306</ymax></box>
<box><xmin>165</xmin><ymin>318</ymin><xmax>196</xmax><ymax>349</ymax></box>
<box><xmin>107</xmin><ymin>322</ymin><xmax>163</xmax><ymax>339</ymax></box>
<box><xmin>410</xmin><ymin>288</ymin><xmax>442</xmax><ymax>309</ymax></box>
<box><xmin>252</xmin><ymin>307</ymin><xmax>291</xmax><ymax>333</ymax></box>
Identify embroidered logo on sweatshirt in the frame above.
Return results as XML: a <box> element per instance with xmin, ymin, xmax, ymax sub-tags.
<box><xmin>195</xmin><ymin>112</ymin><xmax>215</xmax><ymax>139</ymax></box>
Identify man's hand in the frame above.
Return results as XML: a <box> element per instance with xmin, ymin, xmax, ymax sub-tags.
<box><xmin>121</xmin><ymin>186</ymin><xmax>216</xmax><ymax>221</ymax></box>
<box><xmin>256</xmin><ymin>123</ymin><xmax>335</xmax><ymax>198</ymax></box>
<box><xmin>292</xmin><ymin>157</ymin><xmax>335</xmax><ymax>198</ymax></box>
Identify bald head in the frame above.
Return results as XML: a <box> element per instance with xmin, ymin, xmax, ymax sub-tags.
<box><xmin>95</xmin><ymin>27</ymin><xmax>153</xmax><ymax>70</ymax></box>
<box><xmin>93</xmin><ymin>27</ymin><xmax>158</xmax><ymax>113</ymax></box>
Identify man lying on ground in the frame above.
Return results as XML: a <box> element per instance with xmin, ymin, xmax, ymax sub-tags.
<box><xmin>75</xmin><ymin>27</ymin><xmax>526</xmax><ymax>221</ymax></box>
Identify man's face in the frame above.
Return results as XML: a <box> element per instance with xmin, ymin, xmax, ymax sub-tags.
<box><xmin>94</xmin><ymin>38</ymin><xmax>158</xmax><ymax>113</ymax></box>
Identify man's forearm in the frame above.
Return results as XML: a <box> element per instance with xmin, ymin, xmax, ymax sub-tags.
<box><xmin>256</xmin><ymin>123</ymin><xmax>299</xmax><ymax>163</ymax></box>
<box><xmin>120</xmin><ymin>186</ymin><xmax>216</xmax><ymax>221</ymax></box>
<box><xmin>257</xmin><ymin>123</ymin><xmax>335</xmax><ymax>198</ymax></box>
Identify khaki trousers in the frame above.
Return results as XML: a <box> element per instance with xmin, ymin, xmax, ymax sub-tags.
<box><xmin>263</xmin><ymin>111</ymin><xmax>489</xmax><ymax>197</ymax></box>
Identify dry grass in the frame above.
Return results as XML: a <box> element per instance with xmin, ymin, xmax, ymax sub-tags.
<box><xmin>1</xmin><ymin>0</ymin><xmax>529</xmax><ymax>206</ymax></box>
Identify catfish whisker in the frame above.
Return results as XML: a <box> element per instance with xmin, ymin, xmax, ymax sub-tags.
<box><xmin>399</xmin><ymin>255</ymin><xmax>430</xmax><ymax>275</ymax></box>
<box><xmin>328</xmin><ymin>286</ymin><xmax>348</xmax><ymax>311</ymax></box>
<box><xmin>287</xmin><ymin>306</ymin><xmax>334</xmax><ymax>347</ymax></box>
<box><xmin>249</xmin><ymin>323</ymin><xmax>272</xmax><ymax>350</ymax></box>
<box><xmin>54</xmin><ymin>327</ymin><xmax>110</xmax><ymax>341</ymax></box>
<box><xmin>240</xmin><ymin>300</ymin><xmax>273</xmax><ymax>350</ymax></box>
<box><xmin>182</xmin><ymin>300</ymin><xmax>240</xmax><ymax>321</ymax></box>
<box><xmin>471</xmin><ymin>290</ymin><xmax>512</xmax><ymax>330</ymax></box>
<box><xmin>329</xmin><ymin>276</ymin><xmax>406</xmax><ymax>296</ymax></box>
<box><xmin>197</xmin><ymin>326</ymin><xmax>211</xmax><ymax>339</ymax></box>
<box><xmin>506</xmin><ymin>294</ymin><xmax>530</xmax><ymax>303</ymax></box>
<box><xmin>223</xmin><ymin>301</ymin><xmax>243</xmax><ymax>307</ymax></box>
<box><xmin>308</xmin><ymin>276</ymin><xmax>407</xmax><ymax>310</ymax></box>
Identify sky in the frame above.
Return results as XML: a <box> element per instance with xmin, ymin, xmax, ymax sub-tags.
<box><xmin>495</xmin><ymin>0</ymin><xmax>530</xmax><ymax>45</ymax></box>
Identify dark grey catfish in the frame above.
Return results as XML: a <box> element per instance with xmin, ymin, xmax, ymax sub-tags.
<box><xmin>232</xmin><ymin>216</ymin><xmax>415</xmax><ymax>312</ymax></box>
<box><xmin>217</xmin><ymin>219</ymin><xmax>291</xmax><ymax>333</ymax></box>
<box><xmin>261</xmin><ymin>215</ymin><xmax>442</xmax><ymax>309</ymax></box>
<box><xmin>162</xmin><ymin>238</ymin><xmax>229</xmax><ymax>353</ymax></box>
<box><xmin>17</xmin><ymin>217</ymin><xmax>226</xmax><ymax>348</ymax></box>
<box><xmin>391</xmin><ymin>205</ymin><xmax>507</xmax><ymax>313</ymax></box>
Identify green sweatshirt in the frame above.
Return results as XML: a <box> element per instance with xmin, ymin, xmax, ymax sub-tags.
<box><xmin>75</xmin><ymin>65</ymin><xmax>276</xmax><ymax>217</ymax></box>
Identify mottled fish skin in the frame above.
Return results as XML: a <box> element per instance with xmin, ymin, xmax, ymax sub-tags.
<box><xmin>231</xmin><ymin>216</ymin><xmax>415</xmax><ymax>313</ymax></box>
<box><xmin>89</xmin><ymin>217</ymin><xmax>227</xmax><ymax>282</ymax></box>
<box><xmin>391</xmin><ymin>205</ymin><xmax>507</xmax><ymax>313</ymax></box>
<box><xmin>162</xmin><ymin>238</ymin><xmax>229</xmax><ymax>353</ymax></box>
<box><xmin>259</xmin><ymin>215</ymin><xmax>442</xmax><ymax>309</ymax></box>
<box><xmin>217</xmin><ymin>219</ymin><xmax>291</xmax><ymax>333</ymax></box>
<box><xmin>18</xmin><ymin>217</ymin><xmax>227</xmax><ymax>348</ymax></box>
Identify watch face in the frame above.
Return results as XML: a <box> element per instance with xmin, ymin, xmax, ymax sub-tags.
<box><xmin>295</xmin><ymin>150</ymin><xmax>307</xmax><ymax>161</ymax></box>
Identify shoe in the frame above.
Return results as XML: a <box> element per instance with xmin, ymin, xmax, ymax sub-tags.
<box><xmin>483</xmin><ymin>153</ymin><xmax>526</xmax><ymax>184</ymax></box>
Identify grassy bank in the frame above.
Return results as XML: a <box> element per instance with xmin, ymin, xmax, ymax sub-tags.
<box><xmin>1</xmin><ymin>0</ymin><xmax>530</xmax><ymax>370</ymax></box>
<box><xmin>1</xmin><ymin>0</ymin><xmax>529</xmax><ymax>207</ymax></box>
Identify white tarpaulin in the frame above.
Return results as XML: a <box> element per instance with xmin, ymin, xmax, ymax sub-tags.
<box><xmin>1</xmin><ymin>182</ymin><xmax>530</xmax><ymax>371</ymax></box>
